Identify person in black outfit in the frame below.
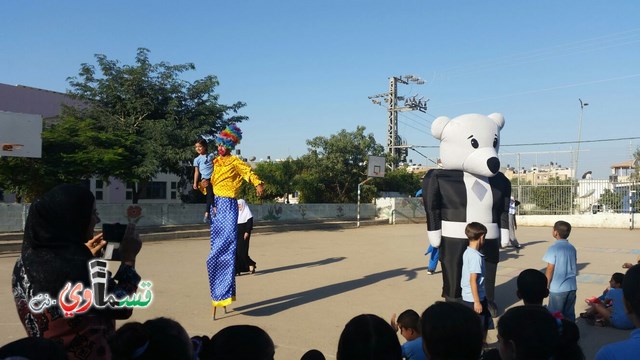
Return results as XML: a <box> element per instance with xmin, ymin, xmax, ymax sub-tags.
<box><xmin>235</xmin><ymin>199</ymin><xmax>256</xmax><ymax>275</ymax></box>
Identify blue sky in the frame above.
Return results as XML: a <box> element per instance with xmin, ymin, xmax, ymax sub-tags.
<box><xmin>2</xmin><ymin>1</ymin><xmax>639</xmax><ymax>179</ymax></box>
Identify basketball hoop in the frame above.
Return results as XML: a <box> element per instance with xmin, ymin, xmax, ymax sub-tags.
<box><xmin>2</xmin><ymin>143</ymin><xmax>24</xmax><ymax>151</ymax></box>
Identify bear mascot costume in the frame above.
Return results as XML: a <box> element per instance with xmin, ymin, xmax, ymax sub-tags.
<box><xmin>421</xmin><ymin>113</ymin><xmax>511</xmax><ymax>314</ymax></box>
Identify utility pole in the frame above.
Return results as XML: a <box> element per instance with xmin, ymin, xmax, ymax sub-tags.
<box><xmin>369</xmin><ymin>75</ymin><xmax>428</xmax><ymax>170</ymax></box>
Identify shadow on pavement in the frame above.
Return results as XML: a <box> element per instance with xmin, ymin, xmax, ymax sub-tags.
<box><xmin>253</xmin><ymin>257</ymin><xmax>347</xmax><ymax>276</ymax></box>
<box><xmin>234</xmin><ymin>267</ymin><xmax>425</xmax><ymax>317</ymax></box>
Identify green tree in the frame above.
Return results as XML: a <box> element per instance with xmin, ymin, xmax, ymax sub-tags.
<box><xmin>530</xmin><ymin>177</ymin><xmax>575</xmax><ymax>214</ymax></box>
<box><xmin>598</xmin><ymin>189</ymin><xmax>623</xmax><ymax>211</ymax></box>
<box><xmin>66</xmin><ymin>48</ymin><xmax>246</xmax><ymax>203</ymax></box>
<box><xmin>0</xmin><ymin>49</ymin><xmax>246</xmax><ymax>202</ymax></box>
<box><xmin>295</xmin><ymin>126</ymin><xmax>384</xmax><ymax>203</ymax></box>
<box><xmin>372</xmin><ymin>168</ymin><xmax>422</xmax><ymax>196</ymax></box>
<box><xmin>237</xmin><ymin>158</ymin><xmax>304</xmax><ymax>203</ymax></box>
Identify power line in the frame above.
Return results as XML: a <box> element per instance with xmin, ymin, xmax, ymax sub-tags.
<box><xmin>369</xmin><ymin>75</ymin><xmax>428</xmax><ymax>169</ymax></box>
<box><xmin>410</xmin><ymin>136</ymin><xmax>640</xmax><ymax>149</ymax></box>
<box><xmin>502</xmin><ymin>136</ymin><xmax>640</xmax><ymax>147</ymax></box>
<box><xmin>439</xmin><ymin>73</ymin><xmax>640</xmax><ymax>107</ymax></box>
<box><xmin>433</xmin><ymin>28</ymin><xmax>640</xmax><ymax>80</ymax></box>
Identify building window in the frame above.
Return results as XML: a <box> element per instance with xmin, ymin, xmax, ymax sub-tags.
<box><xmin>138</xmin><ymin>182</ymin><xmax>167</xmax><ymax>200</ymax></box>
<box><xmin>170</xmin><ymin>182</ymin><xmax>177</xmax><ymax>200</ymax></box>
<box><xmin>94</xmin><ymin>179</ymin><xmax>104</xmax><ymax>201</ymax></box>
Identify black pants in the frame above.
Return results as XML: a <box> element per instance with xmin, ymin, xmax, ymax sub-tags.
<box><xmin>462</xmin><ymin>298</ymin><xmax>493</xmax><ymax>334</ymax></box>
<box><xmin>203</xmin><ymin>181</ymin><xmax>214</xmax><ymax>215</ymax></box>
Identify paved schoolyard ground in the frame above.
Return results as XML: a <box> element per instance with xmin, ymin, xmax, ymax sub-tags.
<box><xmin>1</xmin><ymin>224</ymin><xmax>638</xmax><ymax>359</ymax></box>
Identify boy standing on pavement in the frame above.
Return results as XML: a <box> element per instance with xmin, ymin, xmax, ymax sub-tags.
<box><xmin>461</xmin><ymin>222</ymin><xmax>492</xmax><ymax>337</ymax></box>
<box><xmin>543</xmin><ymin>220</ymin><xmax>578</xmax><ymax>321</ymax></box>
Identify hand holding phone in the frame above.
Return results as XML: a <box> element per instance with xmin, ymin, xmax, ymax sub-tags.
<box><xmin>101</xmin><ymin>223</ymin><xmax>127</xmax><ymax>260</ymax></box>
<box><xmin>119</xmin><ymin>224</ymin><xmax>142</xmax><ymax>266</ymax></box>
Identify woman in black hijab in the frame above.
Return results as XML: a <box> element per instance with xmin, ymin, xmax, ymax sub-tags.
<box><xmin>12</xmin><ymin>184</ymin><xmax>143</xmax><ymax>360</ymax></box>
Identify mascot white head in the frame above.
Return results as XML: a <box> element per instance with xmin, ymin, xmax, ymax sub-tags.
<box><xmin>431</xmin><ymin>113</ymin><xmax>505</xmax><ymax>177</ymax></box>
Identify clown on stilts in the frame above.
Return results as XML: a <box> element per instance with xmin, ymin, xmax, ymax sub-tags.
<box><xmin>203</xmin><ymin>124</ymin><xmax>264</xmax><ymax>319</ymax></box>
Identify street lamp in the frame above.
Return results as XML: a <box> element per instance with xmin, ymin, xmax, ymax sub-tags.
<box><xmin>575</xmin><ymin>99</ymin><xmax>588</xmax><ymax>178</ymax></box>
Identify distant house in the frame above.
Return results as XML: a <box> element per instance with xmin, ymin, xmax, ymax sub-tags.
<box><xmin>610</xmin><ymin>159</ymin><xmax>637</xmax><ymax>182</ymax></box>
<box><xmin>505</xmin><ymin>163</ymin><xmax>573</xmax><ymax>185</ymax></box>
<box><xmin>0</xmin><ymin>83</ymin><xmax>184</xmax><ymax>204</ymax></box>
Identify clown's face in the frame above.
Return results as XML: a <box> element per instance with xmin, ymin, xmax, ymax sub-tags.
<box><xmin>217</xmin><ymin>144</ymin><xmax>229</xmax><ymax>156</ymax></box>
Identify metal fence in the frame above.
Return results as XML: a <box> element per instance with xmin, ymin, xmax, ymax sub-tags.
<box><xmin>513</xmin><ymin>180</ymin><xmax>639</xmax><ymax>215</ymax></box>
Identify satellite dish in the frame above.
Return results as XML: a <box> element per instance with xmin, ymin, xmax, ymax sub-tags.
<box><xmin>581</xmin><ymin>171</ymin><xmax>593</xmax><ymax>180</ymax></box>
<box><xmin>249</xmin><ymin>156</ymin><xmax>256</xmax><ymax>161</ymax></box>
<box><xmin>578</xmin><ymin>189</ymin><xmax>595</xmax><ymax>198</ymax></box>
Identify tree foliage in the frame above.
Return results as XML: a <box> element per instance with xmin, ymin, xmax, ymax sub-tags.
<box><xmin>530</xmin><ymin>177</ymin><xmax>575</xmax><ymax>214</ymax></box>
<box><xmin>598</xmin><ymin>188</ymin><xmax>623</xmax><ymax>211</ymax></box>
<box><xmin>66</xmin><ymin>48</ymin><xmax>248</xmax><ymax>202</ymax></box>
<box><xmin>0</xmin><ymin>48</ymin><xmax>246</xmax><ymax>202</ymax></box>
<box><xmin>371</xmin><ymin>168</ymin><xmax>422</xmax><ymax>196</ymax></box>
<box><xmin>295</xmin><ymin>126</ymin><xmax>385</xmax><ymax>203</ymax></box>
<box><xmin>237</xmin><ymin>158</ymin><xmax>304</xmax><ymax>203</ymax></box>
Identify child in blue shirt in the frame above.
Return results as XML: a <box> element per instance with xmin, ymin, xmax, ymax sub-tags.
<box><xmin>543</xmin><ymin>220</ymin><xmax>577</xmax><ymax>321</ymax></box>
<box><xmin>461</xmin><ymin>221</ymin><xmax>492</xmax><ymax>337</ymax></box>
<box><xmin>582</xmin><ymin>272</ymin><xmax>634</xmax><ymax>329</ymax></box>
<box><xmin>390</xmin><ymin>310</ymin><xmax>427</xmax><ymax>360</ymax></box>
<box><xmin>596</xmin><ymin>264</ymin><xmax>640</xmax><ymax>359</ymax></box>
<box><xmin>193</xmin><ymin>139</ymin><xmax>215</xmax><ymax>222</ymax></box>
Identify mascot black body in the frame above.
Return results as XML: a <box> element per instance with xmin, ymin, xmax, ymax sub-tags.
<box><xmin>422</xmin><ymin>113</ymin><xmax>511</xmax><ymax>308</ymax></box>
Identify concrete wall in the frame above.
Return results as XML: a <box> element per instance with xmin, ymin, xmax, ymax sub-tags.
<box><xmin>379</xmin><ymin>197</ymin><xmax>639</xmax><ymax>230</ymax></box>
<box><xmin>2</xmin><ymin>197</ymin><xmax>638</xmax><ymax>232</ymax></box>
<box><xmin>0</xmin><ymin>204</ymin><xmax>28</xmax><ymax>232</ymax></box>
<box><xmin>517</xmin><ymin>213</ymin><xmax>638</xmax><ymax>229</ymax></box>
<box><xmin>0</xmin><ymin>202</ymin><xmax>378</xmax><ymax>232</ymax></box>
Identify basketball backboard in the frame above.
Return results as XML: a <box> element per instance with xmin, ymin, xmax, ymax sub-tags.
<box><xmin>367</xmin><ymin>155</ymin><xmax>386</xmax><ymax>178</ymax></box>
<box><xmin>0</xmin><ymin>111</ymin><xmax>42</xmax><ymax>158</ymax></box>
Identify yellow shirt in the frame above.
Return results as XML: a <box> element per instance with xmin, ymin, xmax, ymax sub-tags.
<box><xmin>212</xmin><ymin>155</ymin><xmax>263</xmax><ymax>198</ymax></box>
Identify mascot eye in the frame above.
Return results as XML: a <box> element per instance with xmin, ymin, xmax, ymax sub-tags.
<box><xmin>471</xmin><ymin>138</ymin><xmax>479</xmax><ymax>149</ymax></box>
<box><xmin>493</xmin><ymin>137</ymin><xmax>498</xmax><ymax>148</ymax></box>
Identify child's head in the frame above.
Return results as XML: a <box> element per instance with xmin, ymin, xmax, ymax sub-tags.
<box><xmin>195</xmin><ymin>138</ymin><xmax>208</xmax><ymax>154</ymax></box>
<box><xmin>555</xmin><ymin>319</ymin><xmax>585</xmax><ymax>360</ymax></box>
<box><xmin>610</xmin><ymin>272</ymin><xmax>624</xmax><ymax>288</ymax></box>
<box><xmin>623</xmin><ymin>264</ymin><xmax>640</xmax><ymax>326</ymax></box>
<box><xmin>517</xmin><ymin>269</ymin><xmax>549</xmax><ymax>305</ymax></box>
<box><xmin>465</xmin><ymin>222</ymin><xmax>487</xmax><ymax>245</ymax></box>
<box><xmin>421</xmin><ymin>301</ymin><xmax>483</xmax><ymax>360</ymax></box>
<box><xmin>337</xmin><ymin>314</ymin><xmax>402</xmax><ymax>360</ymax></box>
<box><xmin>110</xmin><ymin>317</ymin><xmax>193</xmax><ymax>360</ymax></box>
<box><xmin>552</xmin><ymin>220</ymin><xmax>571</xmax><ymax>239</ymax></box>
<box><xmin>497</xmin><ymin>305</ymin><xmax>559</xmax><ymax>360</ymax></box>
<box><xmin>396</xmin><ymin>309</ymin><xmax>421</xmax><ymax>341</ymax></box>
<box><xmin>202</xmin><ymin>325</ymin><xmax>275</xmax><ymax>360</ymax></box>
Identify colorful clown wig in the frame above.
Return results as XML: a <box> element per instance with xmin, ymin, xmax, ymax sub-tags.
<box><xmin>216</xmin><ymin>124</ymin><xmax>242</xmax><ymax>150</ymax></box>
